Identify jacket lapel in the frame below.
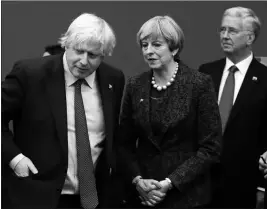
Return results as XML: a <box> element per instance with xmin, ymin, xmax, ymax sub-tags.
<box><xmin>96</xmin><ymin>65</ymin><xmax>114</xmax><ymax>166</ymax></box>
<box><xmin>137</xmin><ymin>70</ymin><xmax>161</xmax><ymax>150</ymax></box>
<box><xmin>160</xmin><ymin>62</ymin><xmax>192</xmax><ymax>135</ymax></box>
<box><xmin>210</xmin><ymin>59</ymin><xmax>225</xmax><ymax>98</ymax></box>
<box><xmin>227</xmin><ymin>58</ymin><xmax>260</xmax><ymax>126</ymax></box>
<box><xmin>44</xmin><ymin>54</ymin><xmax>68</xmax><ymax>158</ymax></box>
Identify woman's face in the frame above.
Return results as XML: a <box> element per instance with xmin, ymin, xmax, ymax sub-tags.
<box><xmin>140</xmin><ymin>35</ymin><xmax>175</xmax><ymax>70</ymax></box>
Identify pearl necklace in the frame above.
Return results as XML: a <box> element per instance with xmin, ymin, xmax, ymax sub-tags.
<box><xmin>151</xmin><ymin>62</ymin><xmax>179</xmax><ymax>91</ymax></box>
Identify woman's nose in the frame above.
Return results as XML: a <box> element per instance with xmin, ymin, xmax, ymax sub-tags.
<box><xmin>145</xmin><ymin>45</ymin><xmax>153</xmax><ymax>54</ymax></box>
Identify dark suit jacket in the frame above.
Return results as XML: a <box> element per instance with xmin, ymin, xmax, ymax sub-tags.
<box><xmin>199</xmin><ymin>57</ymin><xmax>267</xmax><ymax>208</ymax></box>
<box><xmin>1</xmin><ymin>53</ymin><xmax>125</xmax><ymax>209</ymax></box>
<box><xmin>118</xmin><ymin>61</ymin><xmax>222</xmax><ymax>208</ymax></box>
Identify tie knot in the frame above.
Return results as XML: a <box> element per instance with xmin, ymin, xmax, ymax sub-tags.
<box><xmin>74</xmin><ymin>79</ymin><xmax>86</xmax><ymax>88</ymax></box>
<box><xmin>229</xmin><ymin>65</ymin><xmax>238</xmax><ymax>73</ymax></box>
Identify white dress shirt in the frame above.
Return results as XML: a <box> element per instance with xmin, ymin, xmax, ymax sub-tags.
<box><xmin>62</xmin><ymin>53</ymin><xmax>105</xmax><ymax>194</ymax></box>
<box><xmin>218</xmin><ymin>53</ymin><xmax>253</xmax><ymax>104</ymax></box>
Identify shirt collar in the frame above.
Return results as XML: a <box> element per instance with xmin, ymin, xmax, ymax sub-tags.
<box><xmin>63</xmin><ymin>52</ymin><xmax>96</xmax><ymax>88</ymax></box>
<box><xmin>225</xmin><ymin>52</ymin><xmax>253</xmax><ymax>75</ymax></box>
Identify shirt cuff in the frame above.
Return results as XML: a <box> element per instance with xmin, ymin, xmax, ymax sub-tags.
<box><xmin>165</xmin><ymin>177</ymin><xmax>173</xmax><ymax>190</ymax></box>
<box><xmin>9</xmin><ymin>154</ymin><xmax>25</xmax><ymax>170</ymax></box>
<box><xmin>257</xmin><ymin>187</ymin><xmax>265</xmax><ymax>192</ymax></box>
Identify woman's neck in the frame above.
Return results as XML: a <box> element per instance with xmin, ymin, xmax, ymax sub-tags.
<box><xmin>153</xmin><ymin>61</ymin><xmax>178</xmax><ymax>86</ymax></box>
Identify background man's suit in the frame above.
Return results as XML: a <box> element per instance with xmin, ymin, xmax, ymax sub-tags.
<box><xmin>199</xmin><ymin>57</ymin><xmax>267</xmax><ymax>208</ymax></box>
<box><xmin>2</xmin><ymin>53</ymin><xmax>125</xmax><ymax>208</ymax></box>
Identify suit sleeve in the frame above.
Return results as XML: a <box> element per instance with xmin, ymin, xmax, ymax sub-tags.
<box><xmin>117</xmin><ymin>78</ymin><xmax>141</xmax><ymax>181</ymax></box>
<box><xmin>168</xmin><ymin>75</ymin><xmax>222</xmax><ymax>192</ymax></box>
<box><xmin>2</xmin><ymin>61</ymin><xmax>27</xmax><ymax>165</ymax></box>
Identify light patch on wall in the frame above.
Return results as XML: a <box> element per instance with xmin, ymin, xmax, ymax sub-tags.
<box><xmin>256</xmin><ymin>57</ymin><xmax>267</xmax><ymax>67</ymax></box>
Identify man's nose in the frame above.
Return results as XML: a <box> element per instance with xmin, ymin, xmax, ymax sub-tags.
<box><xmin>221</xmin><ymin>30</ymin><xmax>230</xmax><ymax>38</ymax></box>
<box><xmin>80</xmin><ymin>53</ymin><xmax>88</xmax><ymax>65</ymax></box>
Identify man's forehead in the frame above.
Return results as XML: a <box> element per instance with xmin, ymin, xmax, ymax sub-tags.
<box><xmin>222</xmin><ymin>16</ymin><xmax>242</xmax><ymax>24</ymax></box>
<box><xmin>73</xmin><ymin>41</ymin><xmax>102</xmax><ymax>53</ymax></box>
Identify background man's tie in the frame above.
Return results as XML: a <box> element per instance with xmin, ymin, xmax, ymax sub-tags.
<box><xmin>74</xmin><ymin>79</ymin><xmax>98</xmax><ymax>209</ymax></box>
<box><xmin>219</xmin><ymin>65</ymin><xmax>238</xmax><ymax>133</ymax></box>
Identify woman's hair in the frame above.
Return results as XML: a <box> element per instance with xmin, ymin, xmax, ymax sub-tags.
<box><xmin>137</xmin><ymin>15</ymin><xmax>185</xmax><ymax>60</ymax></box>
<box><xmin>59</xmin><ymin>13</ymin><xmax>116</xmax><ymax>56</ymax></box>
<box><xmin>223</xmin><ymin>7</ymin><xmax>261</xmax><ymax>42</ymax></box>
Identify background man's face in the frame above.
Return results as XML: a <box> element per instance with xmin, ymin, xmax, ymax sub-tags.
<box><xmin>220</xmin><ymin>16</ymin><xmax>250</xmax><ymax>56</ymax></box>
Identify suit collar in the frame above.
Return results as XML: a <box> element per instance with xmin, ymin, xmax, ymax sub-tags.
<box><xmin>225</xmin><ymin>53</ymin><xmax>253</xmax><ymax>76</ymax></box>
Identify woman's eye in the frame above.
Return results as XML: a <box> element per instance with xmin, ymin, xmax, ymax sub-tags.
<box><xmin>141</xmin><ymin>43</ymin><xmax>148</xmax><ymax>48</ymax></box>
<box><xmin>153</xmin><ymin>43</ymin><xmax>161</xmax><ymax>47</ymax></box>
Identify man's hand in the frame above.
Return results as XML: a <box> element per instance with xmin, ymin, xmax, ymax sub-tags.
<box><xmin>14</xmin><ymin>157</ymin><xmax>38</xmax><ymax>177</ymax></box>
<box><xmin>259</xmin><ymin>151</ymin><xmax>267</xmax><ymax>179</ymax></box>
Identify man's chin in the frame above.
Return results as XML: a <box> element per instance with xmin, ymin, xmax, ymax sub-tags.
<box><xmin>222</xmin><ymin>47</ymin><xmax>233</xmax><ymax>54</ymax></box>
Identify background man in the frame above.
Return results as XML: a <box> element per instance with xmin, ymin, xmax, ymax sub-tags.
<box><xmin>199</xmin><ymin>6</ymin><xmax>267</xmax><ymax>208</ymax></box>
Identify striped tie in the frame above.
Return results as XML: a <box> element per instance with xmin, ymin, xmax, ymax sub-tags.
<box><xmin>74</xmin><ymin>79</ymin><xmax>98</xmax><ymax>209</ymax></box>
<box><xmin>219</xmin><ymin>65</ymin><xmax>238</xmax><ymax>133</ymax></box>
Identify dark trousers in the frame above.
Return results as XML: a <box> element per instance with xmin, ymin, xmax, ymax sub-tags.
<box><xmin>57</xmin><ymin>195</ymin><xmax>81</xmax><ymax>209</ymax></box>
<box><xmin>57</xmin><ymin>195</ymin><xmax>118</xmax><ymax>209</ymax></box>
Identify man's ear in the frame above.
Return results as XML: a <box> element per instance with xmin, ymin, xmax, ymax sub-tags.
<box><xmin>247</xmin><ymin>32</ymin><xmax>255</xmax><ymax>45</ymax></box>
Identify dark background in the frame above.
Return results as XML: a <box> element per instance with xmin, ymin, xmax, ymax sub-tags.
<box><xmin>2</xmin><ymin>1</ymin><xmax>267</xmax><ymax>79</ymax></box>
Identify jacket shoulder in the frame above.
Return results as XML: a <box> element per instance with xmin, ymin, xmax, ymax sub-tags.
<box><xmin>11</xmin><ymin>54</ymin><xmax>62</xmax><ymax>76</ymax></box>
<box><xmin>253</xmin><ymin>58</ymin><xmax>267</xmax><ymax>72</ymax></box>
<box><xmin>198</xmin><ymin>58</ymin><xmax>225</xmax><ymax>73</ymax></box>
<box><xmin>100</xmin><ymin>62</ymin><xmax>124</xmax><ymax>77</ymax></box>
<box><xmin>127</xmin><ymin>70</ymin><xmax>150</xmax><ymax>85</ymax></box>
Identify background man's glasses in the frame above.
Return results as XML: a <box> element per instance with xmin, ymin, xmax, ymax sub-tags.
<box><xmin>218</xmin><ymin>27</ymin><xmax>252</xmax><ymax>36</ymax></box>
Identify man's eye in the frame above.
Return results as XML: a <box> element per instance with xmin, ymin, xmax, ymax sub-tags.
<box><xmin>76</xmin><ymin>49</ymin><xmax>83</xmax><ymax>54</ymax></box>
<box><xmin>219</xmin><ymin>27</ymin><xmax>226</xmax><ymax>33</ymax></box>
<box><xmin>88</xmin><ymin>53</ymin><xmax>100</xmax><ymax>59</ymax></box>
<box><xmin>229</xmin><ymin>29</ymin><xmax>238</xmax><ymax>34</ymax></box>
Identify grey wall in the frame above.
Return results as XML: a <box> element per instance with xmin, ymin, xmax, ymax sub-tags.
<box><xmin>2</xmin><ymin>1</ymin><xmax>267</xmax><ymax>79</ymax></box>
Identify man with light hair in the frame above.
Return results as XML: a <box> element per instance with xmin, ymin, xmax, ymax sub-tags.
<box><xmin>199</xmin><ymin>6</ymin><xmax>267</xmax><ymax>208</ymax></box>
<box><xmin>2</xmin><ymin>13</ymin><xmax>125</xmax><ymax>209</ymax></box>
